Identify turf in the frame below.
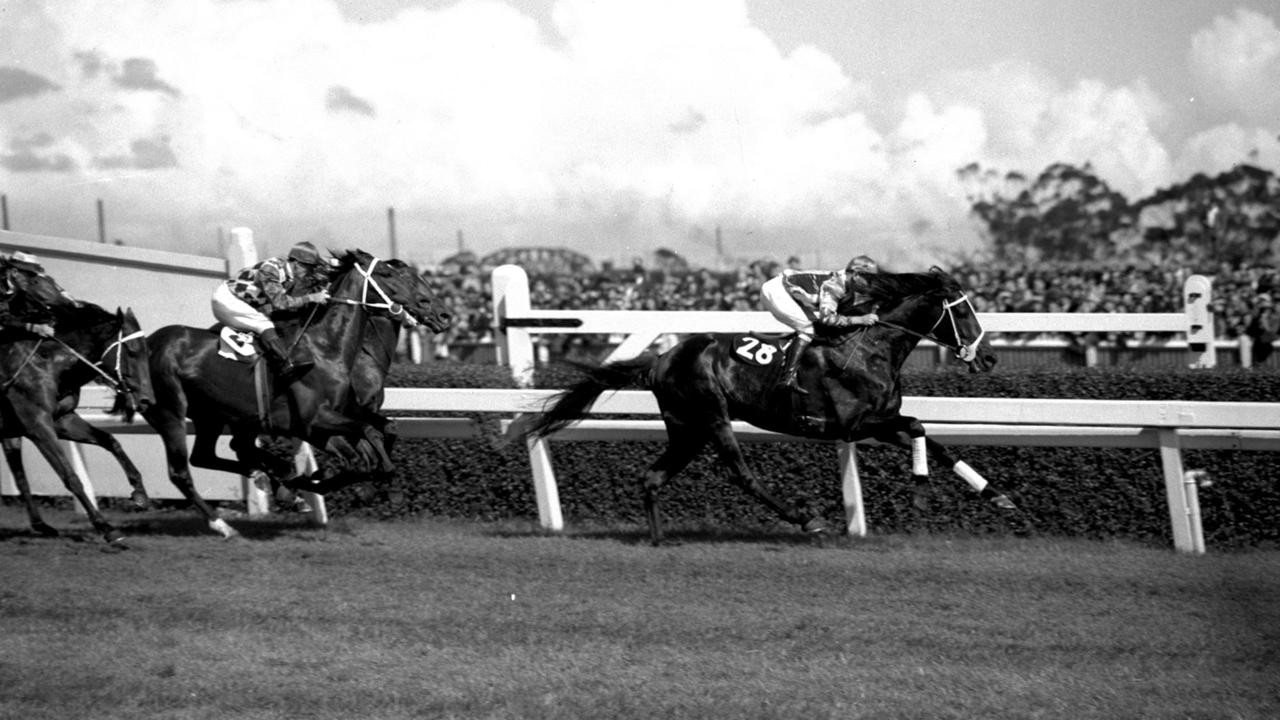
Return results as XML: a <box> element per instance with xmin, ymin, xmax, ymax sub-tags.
<box><xmin>1</xmin><ymin>506</ymin><xmax>1277</xmax><ymax>719</ymax></box>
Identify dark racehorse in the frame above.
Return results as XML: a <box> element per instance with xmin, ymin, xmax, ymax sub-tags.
<box><xmin>142</xmin><ymin>250</ymin><xmax>450</xmax><ymax>536</ymax></box>
<box><xmin>515</xmin><ymin>268</ymin><xmax>1012</xmax><ymax>545</ymax></box>
<box><xmin>245</xmin><ymin>270</ymin><xmax>443</xmax><ymax>499</ymax></box>
<box><xmin>0</xmin><ymin>303</ymin><xmax>153</xmax><ymax>544</ymax></box>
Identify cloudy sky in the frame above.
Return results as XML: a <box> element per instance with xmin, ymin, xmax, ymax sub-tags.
<box><xmin>0</xmin><ymin>0</ymin><xmax>1277</xmax><ymax>268</ymax></box>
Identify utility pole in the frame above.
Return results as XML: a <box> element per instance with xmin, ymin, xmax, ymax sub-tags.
<box><xmin>1</xmin><ymin>194</ymin><xmax>8</xmax><ymax>230</ymax></box>
<box><xmin>715</xmin><ymin>224</ymin><xmax>723</xmax><ymax>270</ymax></box>
<box><xmin>96</xmin><ymin>199</ymin><xmax>106</xmax><ymax>243</ymax></box>
<box><xmin>456</xmin><ymin>229</ymin><xmax>464</xmax><ymax>253</ymax></box>
<box><xmin>387</xmin><ymin>206</ymin><xmax>398</xmax><ymax>259</ymax></box>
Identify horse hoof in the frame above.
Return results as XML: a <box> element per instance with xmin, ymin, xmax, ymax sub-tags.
<box><xmin>105</xmin><ymin>529</ymin><xmax>127</xmax><ymax>545</ymax></box>
<box><xmin>130</xmin><ymin>490</ymin><xmax>151</xmax><ymax>510</ymax></box>
<box><xmin>991</xmin><ymin>494</ymin><xmax>1017</xmax><ymax>510</ymax></box>
<box><xmin>801</xmin><ymin>519</ymin><xmax>827</xmax><ymax>535</ymax></box>
<box><xmin>33</xmin><ymin>522</ymin><xmax>60</xmax><ymax>537</ymax></box>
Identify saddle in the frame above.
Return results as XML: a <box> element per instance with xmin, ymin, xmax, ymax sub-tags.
<box><xmin>216</xmin><ymin>326</ymin><xmax>277</xmax><ymax>432</ymax></box>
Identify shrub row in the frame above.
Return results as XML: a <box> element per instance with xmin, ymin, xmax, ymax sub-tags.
<box><xmin>320</xmin><ymin>360</ymin><xmax>1280</xmax><ymax>549</ymax></box>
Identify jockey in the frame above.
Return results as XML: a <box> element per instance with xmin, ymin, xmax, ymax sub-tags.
<box><xmin>760</xmin><ymin>254</ymin><xmax>881</xmax><ymax>394</ymax></box>
<box><xmin>0</xmin><ymin>251</ymin><xmax>58</xmax><ymax>338</ymax></box>
<box><xmin>211</xmin><ymin>241</ymin><xmax>331</xmax><ymax>382</ymax></box>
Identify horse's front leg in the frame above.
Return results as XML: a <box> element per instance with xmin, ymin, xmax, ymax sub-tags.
<box><xmin>869</xmin><ymin>417</ymin><xmax>1016</xmax><ymax>511</ymax></box>
<box><xmin>53</xmin><ymin>412</ymin><xmax>150</xmax><ymax>509</ymax></box>
<box><xmin>145</xmin><ymin>410</ymin><xmax>238</xmax><ymax>539</ymax></box>
<box><xmin>2</xmin><ymin>437</ymin><xmax>58</xmax><ymax>536</ymax></box>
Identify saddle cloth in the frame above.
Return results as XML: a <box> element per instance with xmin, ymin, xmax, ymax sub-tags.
<box><xmin>218</xmin><ymin>326</ymin><xmax>259</xmax><ymax>362</ymax></box>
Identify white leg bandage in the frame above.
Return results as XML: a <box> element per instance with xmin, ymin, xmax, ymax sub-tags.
<box><xmin>912</xmin><ymin>437</ymin><xmax>928</xmax><ymax>476</ymax></box>
<box><xmin>953</xmin><ymin>461</ymin><xmax>989</xmax><ymax>493</ymax></box>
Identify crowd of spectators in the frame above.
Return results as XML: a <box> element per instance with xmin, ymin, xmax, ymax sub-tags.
<box><xmin>423</xmin><ymin>256</ymin><xmax>1279</xmax><ymax>353</ymax></box>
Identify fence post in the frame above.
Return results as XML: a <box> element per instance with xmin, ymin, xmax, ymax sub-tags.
<box><xmin>65</xmin><ymin>441</ymin><xmax>98</xmax><ymax>515</ymax></box>
<box><xmin>1157</xmin><ymin>429</ymin><xmax>1202</xmax><ymax>554</ymax></box>
<box><xmin>492</xmin><ymin>264</ymin><xmax>563</xmax><ymax>531</ymax></box>
<box><xmin>1184</xmin><ymin>275</ymin><xmax>1216</xmax><ymax>368</ymax></box>
<box><xmin>838</xmin><ymin>442</ymin><xmax>866</xmax><ymax>537</ymax></box>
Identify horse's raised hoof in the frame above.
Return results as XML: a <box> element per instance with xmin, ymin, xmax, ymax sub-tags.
<box><xmin>104</xmin><ymin>528</ymin><xmax>127</xmax><ymax>545</ymax></box>
<box><xmin>990</xmin><ymin>494</ymin><xmax>1017</xmax><ymax>510</ymax></box>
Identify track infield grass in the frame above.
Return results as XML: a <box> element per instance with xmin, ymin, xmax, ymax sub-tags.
<box><xmin>1</xmin><ymin>506</ymin><xmax>1277</xmax><ymax>720</ymax></box>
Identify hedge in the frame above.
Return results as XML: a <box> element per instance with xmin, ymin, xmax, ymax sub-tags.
<box><xmin>319</xmin><ymin>359</ymin><xmax>1280</xmax><ymax>549</ymax></box>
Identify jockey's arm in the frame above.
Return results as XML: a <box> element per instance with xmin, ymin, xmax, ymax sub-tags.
<box><xmin>258</xmin><ymin>264</ymin><xmax>325</xmax><ymax>312</ymax></box>
<box><xmin>816</xmin><ymin>274</ymin><xmax>878</xmax><ymax>328</ymax></box>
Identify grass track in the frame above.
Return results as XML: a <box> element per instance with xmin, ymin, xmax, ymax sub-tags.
<box><xmin>1</xmin><ymin>506</ymin><xmax>1277</xmax><ymax>720</ymax></box>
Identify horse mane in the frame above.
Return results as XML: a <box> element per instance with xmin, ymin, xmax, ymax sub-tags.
<box><xmin>49</xmin><ymin>301</ymin><xmax>114</xmax><ymax>330</ymax></box>
<box><xmin>853</xmin><ymin>267</ymin><xmax>959</xmax><ymax>301</ymax></box>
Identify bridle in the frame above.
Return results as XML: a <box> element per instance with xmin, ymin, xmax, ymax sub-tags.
<box><xmin>874</xmin><ymin>291</ymin><xmax>985</xmax><ymax>363</ymax></box>
<box><xmin>54</xmin><ymin>327</ymin><xmax>148</xmax><ymax>395</ymax></box>
<box><xmin>324</xmin><ymin>257</ymin><xmax>421</xmax><ymax>328</ymax></box>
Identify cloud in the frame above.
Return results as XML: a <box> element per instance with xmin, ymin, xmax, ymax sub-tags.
<box><xmin>1</xmin><ymin>132</ymin><xmax>76</xmax><ymax>172</ymax></box>
<box><xmin>95</xmin><ymin>135</ymin><xmax>178</xmax><ymax>169</ymax></box>
<box><xmin>1189</xmin><ymin>8</ymin><xmax>1280</xmax><ymax>125</ymax></box>
<box><xmin>0</xmin><ymin>0</ymin><xmax>1273</xmax><ymax>268</ymax></box>
<box><xmin>0</xmin><ymin>66</ymin><xmax>60</xmax><ymax>103</ymax></box>
<box><xmin>114</xmin><ymin>57</ymin><xmax>180</xmax><ymax>96</ymax></box>
<box><xmin>327</xmin><ymin>85</ymin><xmax>375</xmax><ymax>116</ymax></box>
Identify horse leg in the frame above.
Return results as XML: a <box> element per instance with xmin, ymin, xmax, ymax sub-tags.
<box><xmin>922</xmin><ymin>437</ymin><xmax>1016</xmax><ymax>509</ymax></box>
<box><xmin>22</xmin><ymin>423</ymin><xmax>124</xmax><ymax>544</ymax></box>
<box><xmin>642</xmin><ymin>429</ymin><xmax>709</xmax><ymax>546</ymax></box>
<box><xmin>707</xmin><ymin>421</ymin><xmax>827</xmax><ymax>537</ymax></box>
<box><xmin>53</xmin><ymin>413</ymin><xmax>150</xmax><ymax>509</ymax></box>
<box><xmin>871</xmin><ymin>418</ymin><xmax>1016</xmax><ymax>510</ymax></box>
<box><xmin>145</xmin><ymin>409</ymin><xmax>238</xmax><ymax>539</ymax></box>
<box><xmin>3</xmin><ymin>438</ymin><xmax>58</xmax><ymax>536</ymax></box>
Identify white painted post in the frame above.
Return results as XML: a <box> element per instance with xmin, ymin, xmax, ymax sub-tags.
<box><xmin>226</xmin><ymin>228</ymin><xmax>272</xmax><ymax>516</ymax></box>
<box><xmin>492</xmin><ymin>264</ymin><xmax>535</xmax><ymax>387</ymax></box>
<box><xmin>838</xmin><ymin>442</ymin><xmax>866</xmax><ymax>537</ymax></box>
<box><xmin>1157</xmin><ymin>429</ymin><xmax>1200</xmax><ymax>554</ymax></box>
<box><xmin>294</xmin><ymin>443</ymin><xmax>327</xmax><ymax>526</ymax></box>
<box><xmin>491</xmin><ymin>264</ymin><xmax>563</xmax><ymax>531</ymax></box>
<box><xmin>1184</xmin><ymin>275</ymin><xmax>1216</xmax><ymax>368</ymax></box>
<box><xmin>1182</xmin><ymin>469</ymin><xmax>1206</xmax><ymax>554</ymax></box>
<box><xmin>65</xmin><ymin>441</ymin><xmax>97</xmax><ymax>515</ymax></box>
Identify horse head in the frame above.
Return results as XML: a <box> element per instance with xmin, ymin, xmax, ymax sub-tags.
<box><xmin>2</xmin><ymin>257</ymin><xmax>79</xmax><ymax>312</ymax></box>
<box><xmin>105</xmin><ymin>308</ymin><xmax>155</xmax><ymax>420</ymax></box>
<box><xmin>328</xmin><ymin>250</ymin><xmax>452</xmax><ymax>332</ymax></box>
<box><xmin>851</xmin><ymin>268</ymin><xmax>997</xmax><ymax>373</ymax></box>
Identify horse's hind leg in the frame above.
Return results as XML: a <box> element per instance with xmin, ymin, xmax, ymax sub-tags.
<box><xmin>54</xmin><ymin>413</ymin><xmax>150</xmax><ymax>509</ymax></box>
<box><xmin>23</xmin><ymin>425</ymin><xmax>124</xmax><ymax>544</ymax></box>
<box><xmin>3</xmin><ymin>438</ymin><xmax>58</xmax><ymax>536</ymax></box>
<box><xmin>642</xmin><ymin>430</ymin><xmax>709</xmax><ymax>546</ymax></box>
<box><xmin>707</xmin><ymin>421</ymin><xmax>827</xmax><ymax>536</ymax></box>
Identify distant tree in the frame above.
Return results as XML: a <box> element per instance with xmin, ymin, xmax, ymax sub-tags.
<box><xmin>959</xmin><ymin>161</ymin><xmax>1129</xmax><ymax>263</ymax></box>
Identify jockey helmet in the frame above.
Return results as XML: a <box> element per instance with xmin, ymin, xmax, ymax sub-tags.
<box><xmin>287</xmin><ymin>241</ymin><xmax>323</xmax><ymax>267</ymax></box>
<box><xmin>846</xmin><ymin>255</ymin><xmax>879</xmax><ymax>274</ymax></box>
<box><xmin>7</xmin><ymin>251</ymin><xmax>44</xmax><ymax>272</ymax></box>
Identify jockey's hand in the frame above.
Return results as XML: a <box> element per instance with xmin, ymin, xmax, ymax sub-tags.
<box><xmin>306</xmin><ymin>290</ymin><xmax>331</xmax><ymax>304</ymax></box>
<box><xmin>25</xmin><ymin>322</ymin><xmax>55</xmax><ymax>337</ymax></box>
<box><xmin>861</xmin><ymin>313</ymin><xmax>879</xmax><ymax>326</ymax></box>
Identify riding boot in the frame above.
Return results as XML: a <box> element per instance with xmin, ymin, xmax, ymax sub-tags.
<box><xmin>259</xmin><ymin>328</ymin><xmax>311</xmax><ymax>383</ymax></box>
<box><xmin>779</xmin><ymin>334</ymin><xmax>812</xmax><ymax>395</ymax></box>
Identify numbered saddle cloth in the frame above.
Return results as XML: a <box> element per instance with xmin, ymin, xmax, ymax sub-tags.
<box><xmin>218</xmin><ymin>326</ymin><xmax>259</xmax><ymax>362</ymax></box>
<box><xmin>728</xmin><ymin>333</ymin><xmax>791</xmax><ymax>367</ymax></box>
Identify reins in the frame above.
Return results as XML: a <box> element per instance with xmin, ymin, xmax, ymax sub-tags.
<box><xmin>52</xmin><ymin>328</ymin><xmax>147</xmax><ymax>392</ymax></box>
<box><xmin>863</xmin><ymin>291</ymin><xmax>984</xmax><ymax>362</ymax></box>
<box><xmin>291</xmin><ymin>255</ymin><xmax>418</xmax><ymax>344</ymax></box>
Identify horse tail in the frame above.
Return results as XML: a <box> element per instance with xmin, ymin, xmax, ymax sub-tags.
<box><xmin>510</xmin><ymin>356</ymin><xmax>656</xmax><ymax>442</ymax></box>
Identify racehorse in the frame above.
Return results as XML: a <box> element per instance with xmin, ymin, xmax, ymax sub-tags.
<box><xmin>513</xmin><ymin>267</ymin><xmax>1013</xmax><ymax>545</ymax></box>
<box><xmin>141</xmin><ymin>249</ymin><xmax>451</xmax><ymax>536</ymax></box>
<box><xmin>0</xmin><ymin>303</ymin><xmax>153</xmax><ymax>544</ymax></box>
